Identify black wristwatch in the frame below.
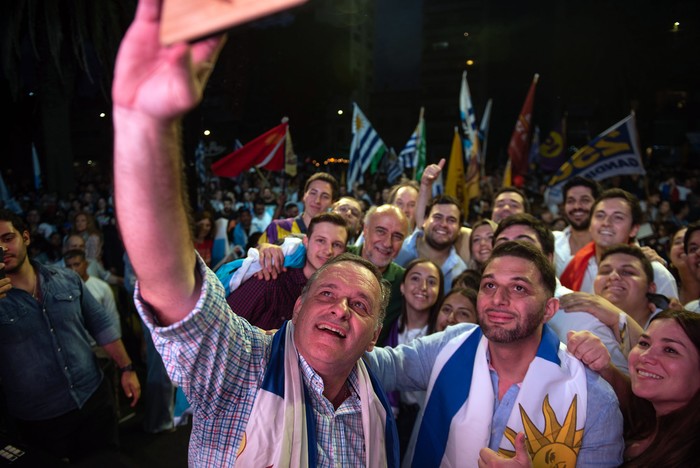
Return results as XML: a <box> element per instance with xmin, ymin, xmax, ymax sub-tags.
<box><xmin>119</xmin><ymin>363</ymin><xmax>135</xmax><ymax>373</ymax></box>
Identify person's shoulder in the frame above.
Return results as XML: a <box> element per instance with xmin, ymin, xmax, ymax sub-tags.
<box><xmin>38</xmin><ymin>261</ymin><xmax>77</xmax><ymax>281</ymax></box>
<box><xmin>87</xmin><ymin>275</ymin><xmax>111</xmax><ymax>289</ymax></box>
<box><xmin>426</xmin><ymin>322</ymin><xmax>479</xmax><ymax>344</ymax></box>
<box><xmin>287</xmin><ymin>267</ymin><xmax>307</xmax><ymax>282</ymax></box>
<box><xmin>684</xmin><ymin>299</ymin><xmax>700</xmax><ymax>313</ymax></box>
<box><xmin>384</xmin><ymin>261</ymin><xmax>405</xmax><ymax>278</ymax></box>
<box><xmin>583</xmin><ymin>366</ymin><xmax>619</xmax><ymax>406</ymax></box>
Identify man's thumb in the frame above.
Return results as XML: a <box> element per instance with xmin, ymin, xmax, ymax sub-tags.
<box><xmin>513</xmin><ymin>432</ymin><xmax>531</xmax><ymax>464</ymax></box>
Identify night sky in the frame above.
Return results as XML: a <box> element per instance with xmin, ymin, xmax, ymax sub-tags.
<box><xmin>2</xmin><ymin>0</ymin><xmax>699</xmax><ymax>193</ymax></box>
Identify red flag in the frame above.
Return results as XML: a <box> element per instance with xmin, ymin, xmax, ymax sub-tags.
<box><xmin>212</xmin><ymin>122</ymin><xmax>287</xmax><ymax>177</ymax></box>
<box><xmin>507</xmin><ymin>74</ymin><xmax>539</xmax><ymax>180</ymax></box>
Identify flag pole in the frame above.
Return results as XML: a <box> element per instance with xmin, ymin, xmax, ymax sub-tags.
<box><xmin>480</xmin><ymin>99</ymin><xmax>492</xmax><ymax>178</ymax></box>
<box><xmin>411</xmin><ymin>107</ymin><xmax>425</xmax><ymax>180</ymax></box>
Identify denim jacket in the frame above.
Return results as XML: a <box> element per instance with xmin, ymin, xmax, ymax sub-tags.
<box><xmin>0</xmin><ymin>261</ymin><xmax>120</xmax><ymax>420</ymax></box>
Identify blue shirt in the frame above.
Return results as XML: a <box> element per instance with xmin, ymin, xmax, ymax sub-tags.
<box><xmin>0</xmin><ymin>262</ymin><xmax>120</xmax><ymax>420</ymax></box>
<box><xmin>394</xmin><ymin>229</ymin><xmax>466</xmax><ymax>293</ymax></box>
<box><xmin>365</xmin><ymin>323</ymin><xmax>624</xmax><ymax>467</ymax></box>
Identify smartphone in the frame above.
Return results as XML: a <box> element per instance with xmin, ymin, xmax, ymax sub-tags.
<box><xmin>160</xmin><ymin>0</ymin><xmax>309</xmax><ymax>45</ymax></box>
<box><xmin>646</xmin><ymin>293</ymin><xmax>670</xmax><ymax>310</ymax></box>
<box><xmin>0</xmin><ymin>247</ymin><xmax>5</xmax><ymax>279</ymax></box>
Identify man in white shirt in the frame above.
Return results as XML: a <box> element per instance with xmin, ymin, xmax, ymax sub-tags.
<box><xmin>560</xmin><ymin>188</ymin><xmax>678</xmax><ymax>300</ymax></box>
<box><xmin>553</xmin><ymin>177</ymin><xmax>602</xmax><ymax>276</ymax></box>
<box><xmin>64</xmin><ymin>249</ymin><xmax>120</xmax><ymax>333</ymax></box>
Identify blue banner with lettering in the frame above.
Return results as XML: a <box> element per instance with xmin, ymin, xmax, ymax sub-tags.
<box><xmin>546</xmin><ymin>113</ymin><xmax>645</xmax><ymax>203</ymax></box>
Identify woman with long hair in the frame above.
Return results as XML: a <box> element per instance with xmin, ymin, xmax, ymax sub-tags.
<box><xmin>193</xmin><ymin>210</ymin><xmax>215</xmax><ymax>267</ymax></box>
<box><xmin>468</xmin><ymin>219</ymin><xmax>497</xmax><ymax>272</ymax></box>
<box><xmin>667</xmin><ymin>226</ymin><xmax>700</xmax><ymax>305</ymax></box>
<box><xmin>70</xmin><ymin>211</ymin><xmax>103</xmax><ymax>264</ymax></box>
<box><xmin>383</xmin><ymin>258</ymin><xmax>444</xmax><ymax>460</ymax></box>
<box><xmin>570</xmin><ymin>309</ymin><xmax>700</xmax><ymax>467</ymax></box>
<box><xmin>620</xmin><ymin>309</ymin><xmax>700</xmax><ymax>466</ymax></box>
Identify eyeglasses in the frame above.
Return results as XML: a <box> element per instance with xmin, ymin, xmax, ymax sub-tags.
<box><xmin>336</xmin><ymin>205</ymin><xmax>361</xmax><ymax>217</ymax></box>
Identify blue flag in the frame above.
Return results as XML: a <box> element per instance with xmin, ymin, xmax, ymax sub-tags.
<box><xmin>547</xmin><ymin>113</ymin><xmax>645</xmax><ymax>203</ymax></box>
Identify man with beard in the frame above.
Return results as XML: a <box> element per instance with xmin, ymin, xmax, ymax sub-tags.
<box><xmin>0</xmin><ymin>209</ymin><xmax>140</xmax><ymax>461</ymax></box>
<box><xmin>395</xmin><ymin>195</ymin><xmax>467</xmax><ymax>292</ymax></box>
<box><xmin>553</xmin><ymin>177</ymin><xmax>602</xmax><ymax>276</ymax></box>
<box><xmin>366</xmin><ymin>241</ymin><xmax>623</xmax><ymax>466</ymax></box>
<box><xmin>561</xmin><ymin>188</ymin><xmax>678</xmax><ymax>299</ymax></box>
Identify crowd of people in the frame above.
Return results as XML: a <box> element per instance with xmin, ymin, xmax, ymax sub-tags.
<box><xmin>1</xmin><ymin>0</ymin><xmax>700</xmax><ymax>465</ymax></box>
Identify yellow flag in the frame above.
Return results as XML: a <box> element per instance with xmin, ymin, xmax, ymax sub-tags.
<box><xmin>445</xmin><ymin>128</ymin><xmax>467</xmax><ymax>213</ymax></box>
<box><xmin>502</xmin><ymin>159</ymin><xmax>512</xmax><ymax>187</ymax></box>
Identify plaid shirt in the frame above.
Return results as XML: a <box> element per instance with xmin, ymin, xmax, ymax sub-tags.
<box><xmin>136</xmin><ymin>257</ymin><xmax>366</xmax><ymax>467</ymax></box>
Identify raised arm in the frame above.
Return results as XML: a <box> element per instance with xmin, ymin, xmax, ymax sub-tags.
<box><xmin>112</xmin><ymin>0</ymin><xmax>226</xmax><ymax>325</ymax></box>
<box><xmin>415</xmin><ymin>158</ymin><xmax>444</xmax><ymax>227</ymax></box>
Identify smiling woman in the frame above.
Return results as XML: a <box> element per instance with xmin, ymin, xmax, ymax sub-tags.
<box><xmin>382</xmin><ymin>257</ymin><xmax>444</xmax><ymax>459</ymax></box>
<box><xmin>621</xmin><ymin>309</ymin><xmax>700</xmax><ymax>466</ymax></box>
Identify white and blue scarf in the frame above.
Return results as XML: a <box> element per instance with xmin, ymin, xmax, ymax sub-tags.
<box><xmin>236</xmin><ymin>322</ymin><xmax>400</xmax><ymax>467</ymax></box>
<box><xmin>215</xmin><ymin>236</ymin><xmax>306</xmax><ymax>296</ymax></box>
<box><xmin>408</xmin><ymin>325</ymin><xmax>587</xmax><ymax>467</ymax></box>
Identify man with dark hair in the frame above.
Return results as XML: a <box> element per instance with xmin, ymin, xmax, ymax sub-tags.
<box><xmin>220</xmin><ymin>212</ymin><xmax>349</xmax><ymax>330</ymax></box>
<box><xmin>250</xmin><ymin>197</ymin><xmax>272</xmax><ymax>236</ymax></box>
<box><xmin>367</xmin><ymin>241</ymin><xmax>624</xmax><ymax>466</ymax></box>
<box><xmin>554</xmin><ymin>176</ymin><xmax>603</xmax><ymax>275</ymax></box>
<box><xmin>259</xmin><ymin>172</ymin><xmax>339</xmax><ymax>245</ymax></box>
<box><xmin>494</xmin><ymin>213</ymin><xmax>629</xmax><ymax>374</ymax></box>
<box><xmin>0</xmin><ymin>209</ymin><xmax>140</xmax><ymax>461</ymax></box>
<box><xmin>560</xmin><ymin>243</ymin><xmax>661</xmax><ymax>356</ymax></box>
<box><xmin>64</xmin><ymin>248</ymin><xmax>120</xmax><ymax>334</ymax></box>
<box><xmin>491</xmin><ymin>187</ymin><xmax>530</xmax><ymax>223</ymax></box>
<box><xmin>395</xmin><ymin>194</ymin><xmax>467</xmax><ymax>292</ymax></box>
<box><xmin>561</xmin><ymin>188</ymin><xmax>678</xmax><ymax>299</ymax></box>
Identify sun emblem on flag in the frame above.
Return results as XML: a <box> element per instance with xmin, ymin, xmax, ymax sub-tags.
<box><xmin>237</xmin><ymin>432</ymin><xmax>247</xmax><ymax>457</ymax></box>
<box><xmin>499</xmin><ymin>395</ymin><xmax>583</xmax><ymax>467</ymax></box>
<box><xmin>354</xmin><ymin>114</ymin><xmax>364</xmax><ymax>132</ymax></box>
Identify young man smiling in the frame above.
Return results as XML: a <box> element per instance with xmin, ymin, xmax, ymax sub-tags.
<box><xmin>561</xmin><ymin>188</ymin><xmax>678</xmax><ymax>299</ymax></box>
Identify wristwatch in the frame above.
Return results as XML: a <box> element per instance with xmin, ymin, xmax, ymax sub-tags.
<box><xmin>119</xmin><ymin>363</ymin><xmax>135</xmax><ymax>373</ymax></box>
